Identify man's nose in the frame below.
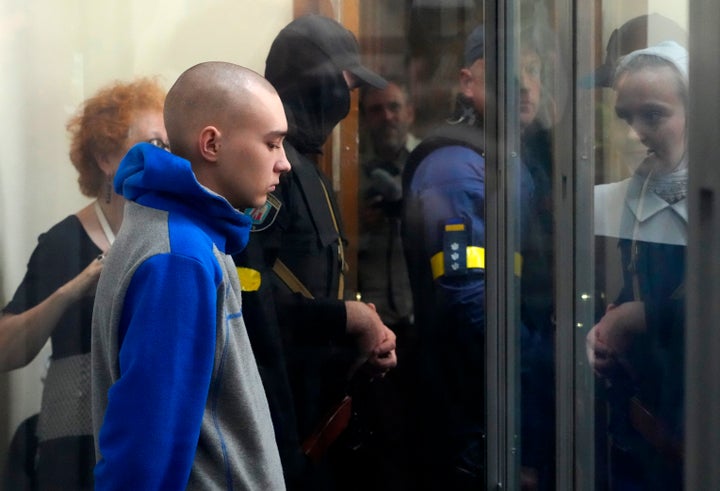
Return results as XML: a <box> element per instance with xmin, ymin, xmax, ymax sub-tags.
<box><xmin>519</xmin><ymin>69</ymin><xmax>534</xmax><ymax>90</ymax></box>
<box><xmin>627</xmin><ymin>123</ymin><xmax>645</xmax><ymax>145</ymax></box>
<box><xmin>276</xmin><ymin>150</ymin><xmax>291</xmax><ymax>174</ymax></box>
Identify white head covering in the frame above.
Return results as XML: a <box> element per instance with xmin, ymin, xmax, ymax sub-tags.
<box><xmin>614</xmin><ymin>40</ymin><xmax>688</xmax><ymax>84</ymax></box>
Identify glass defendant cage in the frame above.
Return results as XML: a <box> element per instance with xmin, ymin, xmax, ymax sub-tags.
<box><xmin>1</xmin><ymin>0</ymin><xmax>719</xmax><ymax>489</ymax></box>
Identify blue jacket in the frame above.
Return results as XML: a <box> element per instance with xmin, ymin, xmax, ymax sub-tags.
<box><xmin>402</xmin><ymin>123</ymin><xmax>489</xmax><ymax>479</ymax></box>
<box><xmin>402</xmin><ymin>120</ymin><xmax>537</xmax><ymax>481</ymax></box>
<box><xmin>91</xmin><ymin>144</ymin><xmax>285</xmax><ymax>490</ymax></box>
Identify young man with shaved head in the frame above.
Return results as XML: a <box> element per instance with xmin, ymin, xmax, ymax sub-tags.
<box><xmin>91</xmin><ymin>62</ymin><xmax>290</xmax><ymax>490</ymax></box>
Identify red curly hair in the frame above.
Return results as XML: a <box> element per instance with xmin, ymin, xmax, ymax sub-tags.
<box><xmin>66</xmin><ymin>77</ymin><xmax>166</xmax><ymax>197</ymax></box>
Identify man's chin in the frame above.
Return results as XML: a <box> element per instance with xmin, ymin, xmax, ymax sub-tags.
<box><xmin>519</xmin><ymin>114</ymin><xmax>537</xmax><ymax>128</ymax></box>
<box><xmin>378</xmin><ymin>139</ymin><xmax>404</xmax><ymax>155</ymax></box>
<box><xmin>241</xmin><ymin>197</ymin><xmax>267</xmax><ymax>212</ymax></box>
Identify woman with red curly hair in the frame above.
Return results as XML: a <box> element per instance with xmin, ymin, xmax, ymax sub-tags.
<box><xmin>0</xmin><ymin>77</ymin><xmax>167</xmax><ymax>489</ymax></box>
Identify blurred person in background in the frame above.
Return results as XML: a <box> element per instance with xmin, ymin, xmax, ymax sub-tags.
<box><xmin>589</xmin><ymin>41</ymin><xmax>689</xmax><ymax>490</ymax></box>
<box><xmin>402</xmin><ymin>20</ymin><xmax>559</xmax><ymax>489</ymax></box>
<box><xmin>0</xmin><ymin>77</ymin><xmax>166</xmax><ymax>490</ymax></box>
<box><xmin>358</xmin><ymin>78</ymin><xmax>418</xmax><ymax>339</ymax></box>
<box><xmin>401</xmin><ymin>24</ymin><xmax>494</xmax><ymax>490</ymax></box>
<box><xmin>356</xmin><ymin>77</ymin><xmax>420</xmax><ymax>489</ymax></box>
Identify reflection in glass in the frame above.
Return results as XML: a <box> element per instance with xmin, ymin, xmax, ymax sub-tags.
<box><xmin>590</xmin><ymin>41</ymin><xmax>688</xmax><ymax>490</ymax></box>
<box><xmin>517</xmin><ymin>21</ymin><xmax>558</xmax><ymax>491</ymax></box>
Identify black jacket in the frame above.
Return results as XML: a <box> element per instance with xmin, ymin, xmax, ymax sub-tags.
<box><xmin>236</xmin><ymin>14</ymin><xmax>359</xmax><ymax>490</ymax></box>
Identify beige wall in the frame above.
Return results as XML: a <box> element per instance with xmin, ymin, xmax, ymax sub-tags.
<box><xmin>0</xmin><ymin>0</ymin><xmax>293</xmax><ymax>453</ymax></box>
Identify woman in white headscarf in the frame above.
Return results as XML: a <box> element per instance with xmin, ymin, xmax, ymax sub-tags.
<box><xmin>589</xmin><ymin>41</ymin><xmax>688</xmax><ymax>490</ymax></box>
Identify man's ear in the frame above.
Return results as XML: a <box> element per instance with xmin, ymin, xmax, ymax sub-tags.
<box><xmin>198</xmin><ymin>126</ymin><xmax>221</xmax><ymax>162</ymax></box>
<box><xmin>459</xmin><ymin>68</ymin><xmax>474</xmax><ymax>98</ymax></box>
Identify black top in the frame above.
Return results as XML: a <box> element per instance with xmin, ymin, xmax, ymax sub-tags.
<box><xmin>5</xmin><ymin>215</ymin><xmax>100</xmax><ymax>358</ymax></box>
<box><xmin>4</xmin><ymin>214</ymin><xmax>99</xmax><ymax>490</ymax></box>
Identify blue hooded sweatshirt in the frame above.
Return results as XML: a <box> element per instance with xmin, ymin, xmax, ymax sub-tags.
<box><xmin>91</xmin><ymin>143</ymin><xmax>285</xmax><ymax>490</ymax></box>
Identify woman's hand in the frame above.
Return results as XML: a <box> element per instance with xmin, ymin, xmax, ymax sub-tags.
<box><xmin>0</xmin><ymin>255</ymin><xmax>105</xmax><ymax>371</ymax></box>
<box><xmin>60</xmin><ymin>254</ymin><xmax>105</xmax><ymax>303</ymax></box>
<box><xmin>586</xmin><ymin>301</ymin><xmax>646</xmax><ymax>379</ymax></box>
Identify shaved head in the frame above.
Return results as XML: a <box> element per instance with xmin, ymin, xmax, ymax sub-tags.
<box><xmin>163</xmin><ymin>61</ymin><xmax>290</xmax><ymax>210</ymax></box>
<box><xmin>164</xmin><ymin>61</ymin><xmax>279</xmax><ymax>159</ymax></box>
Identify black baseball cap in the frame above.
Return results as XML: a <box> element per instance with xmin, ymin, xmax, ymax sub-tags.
<box><xmin>275</xmin><ymin>14</ymin><xmax>387</xmax><ymax>89</ymax></box>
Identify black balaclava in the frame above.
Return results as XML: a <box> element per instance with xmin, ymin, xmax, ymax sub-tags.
<box><xmin>265</xmin><ymin>15</ymin><xmax>386</xmax><ymax>155</ymax></box>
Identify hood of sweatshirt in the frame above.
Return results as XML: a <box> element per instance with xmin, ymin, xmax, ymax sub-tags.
<box><xmin>114</xmin><ymin>143</ymin><xmax>251</xmax><ymax>255</ymax></box>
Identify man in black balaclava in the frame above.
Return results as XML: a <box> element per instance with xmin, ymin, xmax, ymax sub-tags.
<box><xmin>235</xmin><ymin>14</ymin><xmax>397</xmax><ymax>491</ymax></box>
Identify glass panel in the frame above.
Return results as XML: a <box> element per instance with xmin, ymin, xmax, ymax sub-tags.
<box><xmin>586</xmin><ymin>4</ymin><xmax>689</xmax><ymax>490</ymax></box>
<box><xmin>512</xmin><ymin>2</ymin><xmax>560</xmax><ymax>490</ymax></box>
<box><xmin>358</xmin><ymin>1</ymin><xmax>556</xmax><ymax>489</ymax></box>
<box><xmin>358</xmin><ymin>2</ymin><xmax>488</xmax><ymax>489</ymax></box>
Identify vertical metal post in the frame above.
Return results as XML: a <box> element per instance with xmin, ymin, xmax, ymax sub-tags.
<box><xmin>551</xmin><ymin>0</ymin><xmax>578</xmax><ymax>484</ymax></box>
<box><xmin>483</xmin><ymin>0</ymin><xmax>507</xmax><ymax>487</ymax></box>
<box><xmin>571</xmin><ymin>0</ymin><xmax>599</xmax><ymax>489</ymax></box>
<box><xmin>686</xmin><ymin>0</ymin><xmax>720</xmax><ymax>488</ymax></box>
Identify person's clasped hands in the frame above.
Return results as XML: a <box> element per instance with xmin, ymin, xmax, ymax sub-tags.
<box><xmin>586</xmin><ymin>300</ymin><xmax>646</xmax><ymax>380</ymax></box>
<box><xmin>345</xmin><ymin>300</ymin><xmax>398</xmax><ymax>378</ymax></box>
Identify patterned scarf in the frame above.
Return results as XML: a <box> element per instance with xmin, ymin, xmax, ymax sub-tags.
<box><xmin>648</xmin><ymin>165</ymin><xmax>688</xmax><ymax>204</ymax></box>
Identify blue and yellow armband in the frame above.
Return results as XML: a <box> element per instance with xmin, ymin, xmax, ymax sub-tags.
<box><xmin>430</xmin><ymin>220</ymin><xmax>521</xmax><ymax>279</ymax></box>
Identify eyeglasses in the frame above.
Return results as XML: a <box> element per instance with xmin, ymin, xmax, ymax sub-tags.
<box><xmin>147</xmin><ymin>138</ymin><xmax>171</xmax><ymax>151</ymax></box>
